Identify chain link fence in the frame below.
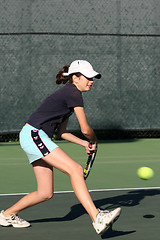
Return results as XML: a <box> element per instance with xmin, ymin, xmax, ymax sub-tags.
<box><xmin>0</xmin><ymin>0</ymin><xmax>160</xmax><ymax>140</ymax></box>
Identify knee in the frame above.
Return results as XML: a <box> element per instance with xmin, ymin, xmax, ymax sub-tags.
<box><xmin>77</xmin><ymin>164</ymin><xmax>84</xmax><ymax>175</ymax></box>
<box><xmin>38</xmin><ymin>191</ymin><xmax>54</xmax><ymax>202</ymax></box>
<box><xmin>70</xmin><ymin>163</ymin><xmax>84</xmax><ymax>177</ymax></box>
<box><xmin>46</xmin><ymin>192</ymin><xmax>54</xmax><ymax>201</ymax></box>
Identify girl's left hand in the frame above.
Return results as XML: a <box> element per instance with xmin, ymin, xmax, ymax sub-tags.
<box><xmin>83</xmin><ymin>141</ymin><xmax>91</xmax><ymax>154</ymax></box>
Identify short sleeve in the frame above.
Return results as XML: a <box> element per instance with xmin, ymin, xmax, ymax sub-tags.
<box><xmin>66</xmin><ymin>88</ymin><xmax>84</xmax><ymax>108</ymax></box>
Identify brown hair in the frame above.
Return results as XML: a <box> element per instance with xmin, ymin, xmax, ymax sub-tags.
<box><xmin>56</xmin><ymin>65</ymin><xmax>81</xmax><ymax>85</ymax></box>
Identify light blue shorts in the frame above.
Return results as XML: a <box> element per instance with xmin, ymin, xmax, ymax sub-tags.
<box><xmin>20</xmin><ymin>125</ymin><xmax>59</xmax><ymax>164</ymax></box>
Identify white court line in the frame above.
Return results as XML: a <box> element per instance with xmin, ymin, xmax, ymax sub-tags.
<box><xmin>1</xmin><ymin>186</ymin><xmax>160</xmax><ymax>197</ymax></box>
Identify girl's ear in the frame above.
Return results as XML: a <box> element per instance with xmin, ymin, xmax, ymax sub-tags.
<box><xmin>72</xmin><ymin>74</ymin><xmax>79</xmax><ymax>83</ymax></box>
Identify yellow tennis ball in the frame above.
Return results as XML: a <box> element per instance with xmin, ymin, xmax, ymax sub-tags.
<box><xmin>137</xmin><ymin>167</ymin><xmax>154</xmax><ymax>180</ymax></box>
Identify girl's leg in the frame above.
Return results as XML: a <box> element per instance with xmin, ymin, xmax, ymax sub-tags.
<box><xmin>3</xmin><ymin>160</ymin><xmax>53</xmax><ymax>216</ymax></box>
<box><xmin>42</xmin><ymin>147</ymin><xmax>99</xmax><ymax>222</ymax></box>
<box><xmin>4</xmin><ymin>147</ymin><xmax>98</xmax><ymax>222</ymax></box>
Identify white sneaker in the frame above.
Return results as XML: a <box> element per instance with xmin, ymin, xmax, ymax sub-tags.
<box><xmin>93</xmin><ymin>207</ymin><xmax>121</xmax><ymax>234</ymax></box>
<box><xmin>0</xmin><ymin>210</ymin><xmax>30</xmax><ymax>228</ymax></box>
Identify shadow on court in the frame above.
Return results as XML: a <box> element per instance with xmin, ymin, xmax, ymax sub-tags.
<box><xmin>1</xmin><ymin>189</ymin><xmax>160</xmax><ymax>240</ymax></box>
<box><xmin>101</xmin><ymin>226</ymin><xmax>136</xmax><ymax>239</ymax></box>
<box><xmin>29</xmin><ymin>189</ymin><xmax>160</xmax><ymax>239</ymax></box>
<box><xmin>29</xmin><ymin>189</ymin><xmax>160</xmax><ymax>222</ymax></box>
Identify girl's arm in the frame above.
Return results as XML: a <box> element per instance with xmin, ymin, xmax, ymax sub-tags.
<box><xmin>57</xmin><ymin>118</ymin><xmax>90</xmax><ymax>152</ymax></box>
<box><xmin>57</xmin><ymin>106</ymin><xmax>97</xmax><ymax>152</ymax></box>
<box><xmin>74</xmin><ymin>106</ymin><xmax>97</xmax><ymax>150</ymax></box>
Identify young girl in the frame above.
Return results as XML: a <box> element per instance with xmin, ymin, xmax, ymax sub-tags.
<box><xmin>0</xmin><ymin>60</ymin><xmax>121</xmax><ymax>234</ymax></box>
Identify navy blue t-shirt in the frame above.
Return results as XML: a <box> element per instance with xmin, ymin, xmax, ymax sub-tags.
<box><xmin>27</xmin><ymin>84</ymin><xmax>84</xmax><ymax>138</ymax></box>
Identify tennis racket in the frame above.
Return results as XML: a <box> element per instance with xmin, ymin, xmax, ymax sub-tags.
<box><xmin>83</xmin><ymin>143</ymin><xmax>97</xmax><ymax>180</ymax></box>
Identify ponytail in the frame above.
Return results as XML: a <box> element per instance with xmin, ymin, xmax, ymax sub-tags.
<box><xmin>56</xmin><ymin>65</ymin><xmax>72</xmax><ymax>84</ymax></box>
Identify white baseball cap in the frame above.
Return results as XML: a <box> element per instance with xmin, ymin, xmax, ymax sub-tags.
<box><xmin>63</xmin><ymin>60</ymin><xmax>101</xmax><ymax>79</ymax></box>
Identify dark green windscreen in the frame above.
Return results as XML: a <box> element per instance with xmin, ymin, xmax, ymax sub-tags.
<box><xmin>0</xmin><ymin>0</ymin><xmax>160</xmax><ymax>133</ymax></box>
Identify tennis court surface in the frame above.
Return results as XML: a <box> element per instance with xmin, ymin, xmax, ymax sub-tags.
<box><xmin>0</xmin><ymin>139</ymin><xmax>160</xmax><ymax>239</ymax></box>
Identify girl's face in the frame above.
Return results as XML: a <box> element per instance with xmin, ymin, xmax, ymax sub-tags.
<box><xmin>73</xmin><ymin>75</ymin><xmax>94</xmax><ymax>92</ymax></box>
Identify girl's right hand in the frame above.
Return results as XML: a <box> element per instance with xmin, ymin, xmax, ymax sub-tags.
<box><xmin>88</xmin><ymin>142</ymin><xmax>97</xmax><ymax>152</ymax></box>
<box><xmin>83</xmin><ymin>141</ymin><xmax>97</xmax><ymax>154</ymax></box>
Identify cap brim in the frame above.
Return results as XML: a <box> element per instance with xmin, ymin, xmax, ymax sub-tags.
<box><xmin>94</xmin><ymin>73</ymin><xmax>101</xmax><ymax>79</ymax></box>
<box><xmin>63</xmin><ymin>71</ymin><xmax>101</xmax><ymax>79</ymax></box>
<box><xmin>82</xmin><ymin>71</ymin><xmax>101</xmax><ymax>79</ymax></box>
